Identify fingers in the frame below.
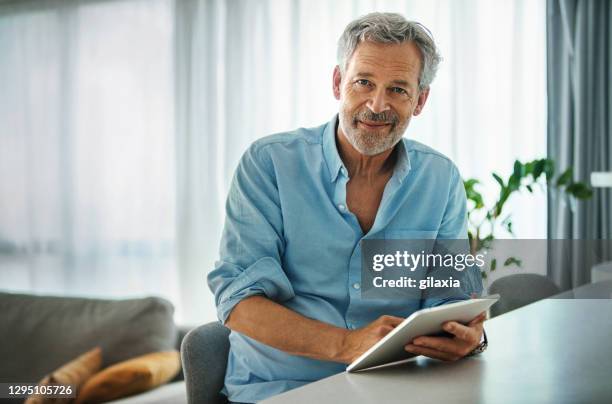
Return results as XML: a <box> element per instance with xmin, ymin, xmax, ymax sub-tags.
<box><xmin>468</xmin><ymin>311</ymin><xmax>487</xmax><ymax>326</ymax></box>
<box><xmin>440</xmin><ymin>311</ymin><xmax>486</xmax><ymax>342</ymax></box>
<box><xmin>409</xmin><ymin>336</ymin><xmax>473</xmax><ymax>357</ymax></box>
<box><xmin>410</xmin><ymin>336</ymin><xmax>466</xmax><ymax>355</ymax></box>
<box><xmin>442</xmin><ymin>321</ymin><xmax>482</xmax><ymax>345</ymax></box>
<box><xmin>405</xmin><ymin>343</ymin><xmax>460</xmax><ymax>361</ymax></box>
<box><xmin>377</xmin><ymin>324</ymin><xmax>395</xmax><ymax>337</ymax></box>
<box><xmin>443</xmin><ymin>321</ymin><xmax>474</xmax><ymax>341</ymax></box>
<box><xmin>377</xmin><ymin>315</ymin><xmax>404</xmax><ymax>327</ymax></box>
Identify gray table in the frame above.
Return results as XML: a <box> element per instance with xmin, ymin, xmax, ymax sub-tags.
<box><xmin>262</xmin><ymin>282</ymin><xmax>612</xmax><ymax>404</ymax></box>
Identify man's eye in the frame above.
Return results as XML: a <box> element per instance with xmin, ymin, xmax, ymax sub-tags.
<box><xmin>356</xmin><ymin>79</ymin><xmax>370</xmax><ymax>86</ymax></box>
<box><xmin>391</xmin><ymin>87</ymin><xmax>408</xmax><ymax>95</ymax></box>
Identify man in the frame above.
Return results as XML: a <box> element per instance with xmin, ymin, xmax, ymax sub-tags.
<box><xmin>208</xmin><ymin>12</ymin><xmax>485</xmax><ymax>404</ymax></box>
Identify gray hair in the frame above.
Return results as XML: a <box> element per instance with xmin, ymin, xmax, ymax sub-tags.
<box><xmin>337</xmin><ymin>12</ymin><xmax>442</xmax><ymax>91</ymax></box>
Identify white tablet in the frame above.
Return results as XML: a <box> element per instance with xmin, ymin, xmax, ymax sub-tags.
<box><xmin>346</xmin><ymin>295</ymin><xmax>500</xmax><ymax>372</ymax></box>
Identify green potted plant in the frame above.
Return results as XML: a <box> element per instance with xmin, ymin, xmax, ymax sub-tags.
<box><xmin>463</xmin><ymin>158</ymin><xmax>593</xmax><ymax>278</ymax></box>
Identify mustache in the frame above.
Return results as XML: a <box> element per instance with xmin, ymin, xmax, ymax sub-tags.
<box><xmin>353</xmin><ymin>109</ymin><xmax>399</xmax><ymax>125</ymax></box>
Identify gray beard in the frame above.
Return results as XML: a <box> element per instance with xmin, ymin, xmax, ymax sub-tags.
<box><xmin>339</xmin><ymin>111</ymin><xmax>407</xmax><ymax>156</ymax></box>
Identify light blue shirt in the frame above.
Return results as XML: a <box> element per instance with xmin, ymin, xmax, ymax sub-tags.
<box><xmin>207</xmin><ymin>115</ymin><xmax>483</xmax><ymax>403</ymax></box>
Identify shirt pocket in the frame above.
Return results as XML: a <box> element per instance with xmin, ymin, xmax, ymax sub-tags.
<box><xmin>381</xmin><ymin>229</ymin><xmax>438</xmax><ymax>260</ymax></box>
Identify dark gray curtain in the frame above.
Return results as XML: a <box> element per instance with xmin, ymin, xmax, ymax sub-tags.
<box><xmin>547</xmin><ymin>0</ymin><xmax>612</xmax><ymax>289</ymax></box>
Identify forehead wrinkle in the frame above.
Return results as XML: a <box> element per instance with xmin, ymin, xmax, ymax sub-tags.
<box><xmin>346</xmin><ymin>41</ymin><xmax>423</xmax><ymax>87</ymax></box>
<box><xmin>351</xmin><ymin>57</ymin><xmax>419</xmax><ymax>87</ymax></box>
<box><xmin>357</xmin><ymin>54</ymin><xmax>418</xmax><ymax>71</ymax></box>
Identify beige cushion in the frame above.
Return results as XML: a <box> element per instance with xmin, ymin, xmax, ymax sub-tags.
<box><xmin>75</xmin><ymin>351</ymin><xmax>180</xmax><ymax>404</ymax></box>
<box><xmin>25</xmin><ymin>347</ymin><xmax>102</xmax><ymax>404</ymax></box>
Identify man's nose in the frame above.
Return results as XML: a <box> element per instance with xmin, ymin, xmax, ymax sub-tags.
<box><xmin>366</xmin><ymin>89</ymin><xmax>390</xmax><ymax>114</ymax></box>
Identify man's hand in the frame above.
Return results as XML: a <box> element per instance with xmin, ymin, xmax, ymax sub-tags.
<box><xmin>338</xmin><ymin>315</ymin><xmax>404</xmax><ymax>364</ymax></box>
<box><xmin>404</xmin><ymin>311</ymin><xmax>486</xmax><ymax>361</ymax></box>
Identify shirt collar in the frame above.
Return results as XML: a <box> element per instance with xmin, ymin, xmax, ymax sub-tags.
<box><xmin>322</xmin><ymin>114</ymin><xmax>412</xmax><ymax>183</ymax></box>
<box><xmin>394</xmin><ymin>137</ymin><xmax>412</xmax><ymax>183</ymax></box>
<box><xmin>322</xmin><ymin>114</ymin><xmax>345</xmax><ymax>182</ymax></box>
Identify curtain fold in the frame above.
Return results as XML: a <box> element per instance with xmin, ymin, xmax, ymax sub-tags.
<box><xmin>174</xmin><ymin>0</ymin><xmax>226</xmax><ymax>325</ymax></box>
<box><xmin>547</xmin><ymin>0</ymin><xmax>612</xmax><ymax>289</ymax></box>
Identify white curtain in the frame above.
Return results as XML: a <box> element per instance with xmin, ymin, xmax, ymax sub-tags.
<box><xmin>0</xmin><ymin>0</ymin><xmax>179</xmax><ymax>311</ymax></box>
<box><xmin>0</xmin><ymin>0</ymin><xmax>546</xmax><ymax>324</ymax></box>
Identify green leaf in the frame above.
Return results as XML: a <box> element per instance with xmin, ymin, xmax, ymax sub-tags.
<box><xmin>490</xmin><ymin>258</ymin><xmax>497</xmax><ymax>271</ymax></box>
<box><xmin>505</xmin><ymin>220</ymin><xmax>514</xmax><ymax>235</ymax></box>
<box><xmin>566</xmin><ymin>182</ymin><xmax>593</xmax><ymax>199</ymax></box>
<box><xmin>500</xmin><ymin>215</ymin><xmax>515</xmax><ymax>235</ymax></box>
<box><xmin>465</xmin><ymin>186</ymin><xmax>485</xmax><ymax>209</ymax></box>
<box><xmin>556</xmin><ymin>168</ymin><xmax>572</xmax><ymax>186</ymax></box>
<box><xmin>503</xmin><ymin>257</ymin><xmax>522</xmax><ymax>267</ymax></box>
<box><xmin>469</xmin><ymin>195</ymin><xmax>485</xmax><ymax>209</ymax></box>
<box><xmin>543</xmin><ymin>159</ymin><xmax>555</xmax><ymax>180</ymax></box>
<box><xmin>464</xmin><ymin>178</ymin><xmax>479</xmax><ymax>189</ymax></box>
<box><xmin>492</xmin><ymin>173</ymin><xmax>505</xmax><ymax>188</ymax></box>
<box><xmin>507</xmin><ymin>174</ymin><xmax>520</xmax><ymax>192</ymax></box>
<box><xmin>533</xmin><ymin>159</ymin><xmax>545</xmax><ymax>179</ymax></box>
<box><xmin>513</xmin><ymin>160</ymin><xmax>524</xmax><ymax>179</ymax></box>
<box><xmin>480</xmin><ymin>235</ymin><xmax>494</xmax><ymax>250</ymax></box>
<box><xmin>464</xmin><ymin>179</ymin><xmax>486</xmax><ymax>209</ymax></box>
<box><xmin>526</xmin><ymin>184</ymin><xmax>533</xmax><ymax>193</ymax></box>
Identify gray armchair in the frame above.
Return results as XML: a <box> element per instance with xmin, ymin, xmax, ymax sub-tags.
<box><xmin>181</xmin><ymin>322</ymin><xmax>231</xmax><ymax>404</ymax></box>
<box><xmin>488</xmin><ymin>273</ymin><xmax>560</xmax><ymax>317</ymax></box>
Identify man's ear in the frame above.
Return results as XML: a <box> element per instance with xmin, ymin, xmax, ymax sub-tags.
<box><xmin>413</xmin><ymin>87</ymin><xmax>430</xmax><ymax>116</ymax></box>
<box><xmin>333</xmin><ymin>66</ymin><xmax>342</xmax><ymax>100</ymax></box>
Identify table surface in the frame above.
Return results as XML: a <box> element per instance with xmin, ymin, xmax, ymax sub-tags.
<box><xmin>262</xmin><ymin>281</ymin><xmax>612</xmax><ymax>404</ymax></box>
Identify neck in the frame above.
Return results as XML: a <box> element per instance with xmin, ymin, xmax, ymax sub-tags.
<box><xmin>336</xmin><ymin>125</ymin><xmax>398</xmax><ymax>183</ymax></box>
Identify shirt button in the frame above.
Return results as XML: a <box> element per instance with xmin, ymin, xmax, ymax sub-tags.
<box><xmin>352</xmin><ymin>282</ymin><xmax>361</xmax><ymax>290</ymax></box>
<box><xmin>338</xmin><ymin>204</ymin><xmax>346</xmax><ymax>212</ymax></box>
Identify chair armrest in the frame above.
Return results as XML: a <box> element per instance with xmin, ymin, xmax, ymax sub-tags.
<box><xmin>181</xmin><ymin>322</ymin><xmax>230</xmax><ymax>404</ymax></box>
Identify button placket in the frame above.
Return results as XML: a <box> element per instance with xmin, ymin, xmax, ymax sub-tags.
<box><xmin>345</xmin><ymin>239</ymin><xmax>363</xmax><ymax>330</ymax></box>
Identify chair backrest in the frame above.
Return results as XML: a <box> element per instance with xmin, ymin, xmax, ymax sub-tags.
<box><xmin>591</xmin><ymin>261</ymin><xmax>612</xmax><ymax>283</ymax></box>
<box><xmin>181</xmin><ymin>322</ymin><xmax>231</xmax><ymax>404</ymax></box>
<box><xmin>488</xmin><ymin>274</ymin><xmax>560</xmax><ymax>317</ymax></box>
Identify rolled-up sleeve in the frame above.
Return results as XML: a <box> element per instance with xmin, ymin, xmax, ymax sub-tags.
<box><xmin>207</xmin><ymin>143</ymin><xmax>294</xmax><ymax>323</ymax></box>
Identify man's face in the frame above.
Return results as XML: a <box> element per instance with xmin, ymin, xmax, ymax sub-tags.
<box><xmin>333</xmin><ymin>40</ymin><xmax>429</xmax><ymax>156</ymax></box>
